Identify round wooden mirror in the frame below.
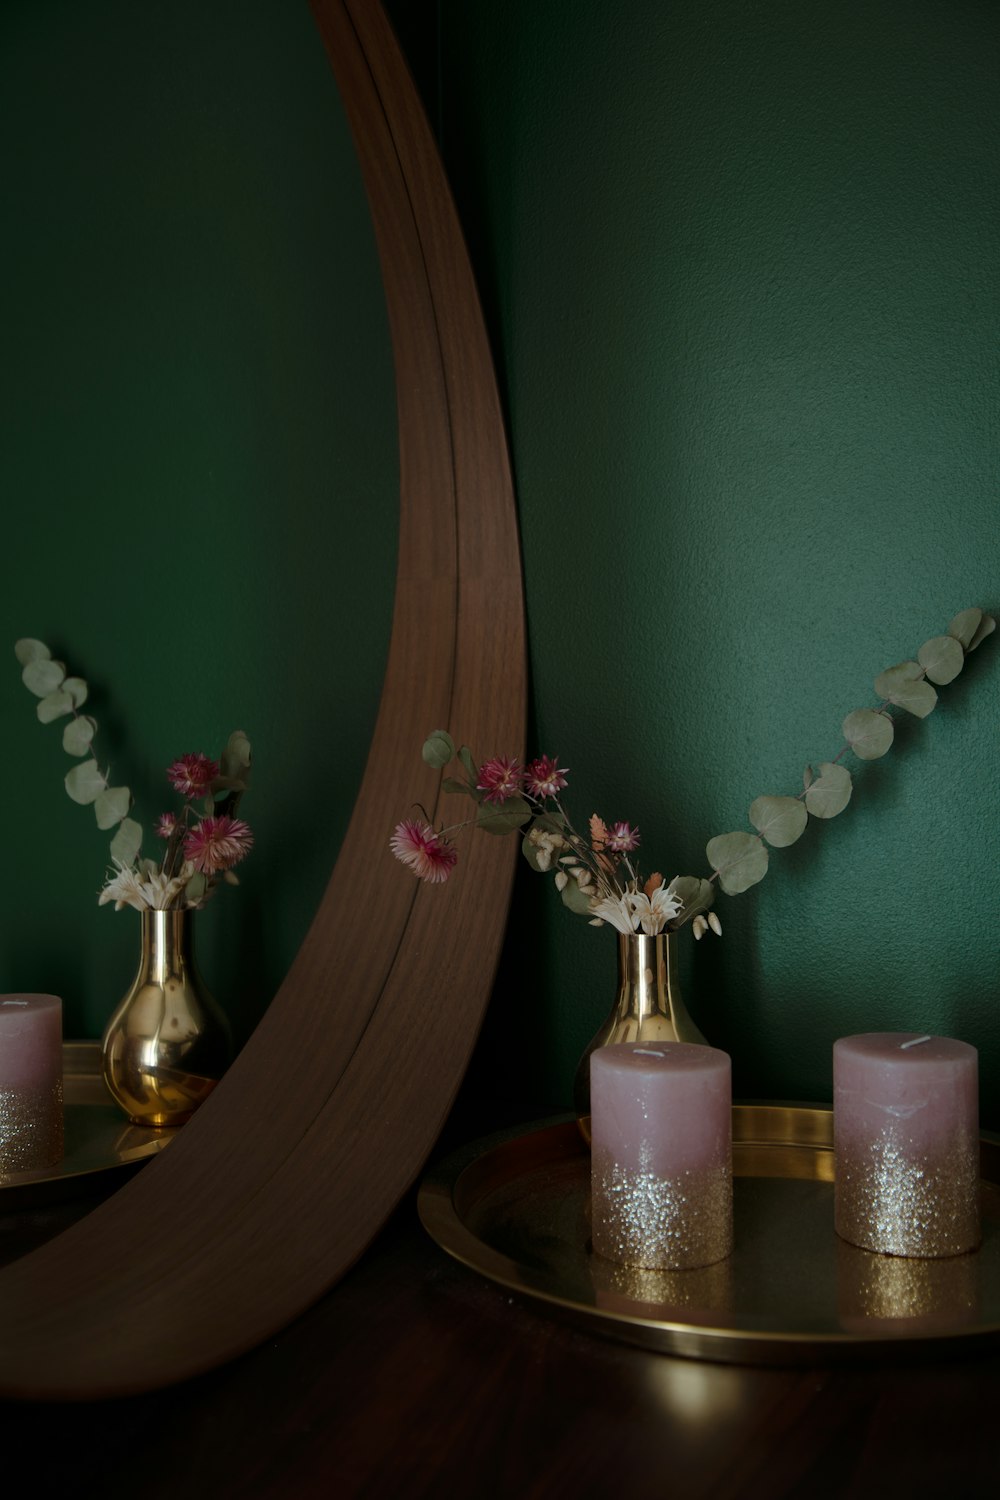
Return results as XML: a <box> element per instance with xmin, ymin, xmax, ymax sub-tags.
<box><xmin>0</xmin><ymin>0</ymin><xmax>525</xmax><ymax>1400</ymax></box>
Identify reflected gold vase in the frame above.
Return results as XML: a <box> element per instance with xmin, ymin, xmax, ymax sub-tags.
<box><xmin>574</xmin><ymin>930</ymin><xmax>706</xmax><ymax>1143</ymax></box>
<box><xmin>101</xmin><ymin>908</ymin><xmax>232</xmax><ymax>1127</ymax></box>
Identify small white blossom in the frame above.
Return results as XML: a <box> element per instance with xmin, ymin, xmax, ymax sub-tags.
<box><xmin>588</xmin><ymin>892</ymin><xmax>637</xmax><ymax>935</ymax></box>
<box><xmin>708</xmin><ymin>911</ymin><xmax>722</xmax><ymax>937</ymax></box>
<box><xmin>139</xmin><ymin>867</ymin><xmax>192</xmax><ymax>910</ymax></box>
<box><xmin>625</xmin><ymin>884</ymin><xmax>683</xmax><ymax>935</ymax></box>
<box><xmin>528</xmin><ymin>827</ymin><xmax>568</xmax><ymax>873</ymax></box>
<box><xmin>692</xmin><ymin>914</ymin><xmax>708</xmax><ymax>940</ymax></box>
<box><xmin>98</xmin><ymin>861</ymin><xmax>148</xmax><ymax>913</ymax></box>
<box><xmin>554</xmin><ymin>871</ymin><xmax>568</xmax><ymax>892</ymax></box>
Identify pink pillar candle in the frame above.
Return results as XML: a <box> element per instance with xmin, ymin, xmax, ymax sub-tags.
<box><xmin>0</xmin><ymin>993</ymin><xmax>64</xmax><ymax>1175</ymax></box>
<box><xmin>590</xmin><ymin>1041</ymin><xmax>733</xmax><ymax>1271</ymax></box>
<box><xmin>833</xmin><ymin>1032</ymin><xmax>980</xmax><ymax>1258</ymax></box>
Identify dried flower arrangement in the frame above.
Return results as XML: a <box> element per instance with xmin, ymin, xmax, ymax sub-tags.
<box><xmin>15</xmin><ymin>638</ymin><xmax>252</xmax><ymax>911</ymax></box>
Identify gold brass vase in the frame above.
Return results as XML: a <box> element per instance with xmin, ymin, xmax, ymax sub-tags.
<box><xmin>101</xmin><ymin>908</ymin><xmax>232</xmax><ymax>1127</ymax></box>
<box><xmin>574</xmin><ymin>930</ymin><xmax>706</xmax><ymax>1143</ymax></box>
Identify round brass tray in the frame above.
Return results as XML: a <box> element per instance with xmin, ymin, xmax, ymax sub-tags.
<box><xmin>0</xmin><ymin>1041</ymin><xmax>176</xmax><ymax>1208</ymax></box>
<box><xmin>418</xmin><ymin>1106</ymin><xmax>1000</xmax><ymax>1365</ymax></box>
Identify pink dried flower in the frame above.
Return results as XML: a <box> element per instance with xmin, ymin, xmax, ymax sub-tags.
<box><xmin>183</xmin><ymin>815</ymin><xmax>253</xmax><ymax>875</ymax></box>
<box><xmin>476</xmin><ymin>756</ymin><xmax>524</xmax><ymax>804</ymax></box>
<box><xmin>390</xmin><ymin>819</ymin><xmax>458</xmax><ymax>883</ymax></box>
<box><xmin>167</xmin><ymin>752</ymin><xmax>219</xmax><ymax>799</ymax></box>
<box><xmin>155</xmin><ymin>812</ymin><xmax>178</xmax><ymax>840</ymax></box>
<box><xmin>605</xmin><ymin>821</ymin><xmax>641</xmax><ymax>854</ymax></box>
<box><xmin>525</xmin><ymin>755</ymin><xmax>569</xmax><ymax>799</ymax></box>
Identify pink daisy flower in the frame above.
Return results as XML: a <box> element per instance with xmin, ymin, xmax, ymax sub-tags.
<box><xmin>390</xmin><ymin>819</ymin><xmax>458</xmax><ymax>883</ymax></box>
<box><xmin>167</xmin><ymin>752</ymin><xmax>219</xmax><ymax>799</ymax></box>
<box><xmin>476</xmin><ymin>756</ymin><xmax>524</xmax><ymax>804</ymax></box>
<box><xmin>605</xmin><ymin>821</ymin><xmax>641</xmax><ymax>853</ymax></box>
<box><xmin>524</xmin><ymin>755</ymin><xmax>569</xmax><ymax>799</ymax></box>
<box><xmin>183</xmin><ymin>815</ymin><xmax>253</xmax><ymax>875</ymax></box>
<box><xmin>155</xmin><ymin>812</ymin><xmax>178</xmax><ymax>840</ymax></box>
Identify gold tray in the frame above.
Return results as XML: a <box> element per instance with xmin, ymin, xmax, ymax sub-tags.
<box><xmin>418</xmin><ymin>1107</ymin><xmax>1000</xmax><ymax>1365</ymax></box>
<box><xmin>0</xmin><ymin>1041</ymin><xmax>175</xmax><ymax>1208</ymax></box>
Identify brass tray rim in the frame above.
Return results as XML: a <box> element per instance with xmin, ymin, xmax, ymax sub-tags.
<box><xmin>418</xmin><ymin>1104</ymin><xmax>1000</xmax><ymax>1366</ymax></box>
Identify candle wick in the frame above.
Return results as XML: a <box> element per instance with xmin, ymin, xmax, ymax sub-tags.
<box><xmin>899</xmin><ymin>1034</ymin><xmax>932</xmax><ymax>1050</ymax></box>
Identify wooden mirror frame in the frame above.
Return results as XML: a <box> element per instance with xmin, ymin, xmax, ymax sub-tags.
<box><xmin>0</xmin><ymin>0</ymin><xmax>525</xmax><ymax>1400</ymax></box>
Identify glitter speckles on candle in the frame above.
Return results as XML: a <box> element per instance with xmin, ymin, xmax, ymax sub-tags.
<box><xmin>592</xmin><ymin>1152</ymin><xmax>733</xmax><ymax>1270</ymax></box>
<box><xmin>0</xmin><ymin>1079</ymin><xmax>64</xmax><ymax>1176</ymax></box>
<box><xmin>834</xmin><ymin>1129</ymin><xmax>981</xmax><ymax>1258</ymax></box>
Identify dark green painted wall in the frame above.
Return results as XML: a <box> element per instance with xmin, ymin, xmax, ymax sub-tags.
<box><xmin>4</xmin><ymin>0</ymin><xmax>996</xmax><ymax>1136</ymax></box>
<box><xmin>416</xmin><ymin>1</ymin><xmax>1000</xmax><ymax>1128</ymax></box>
<box><xmin>2</xmin><ymin>0</ymin><xmax>398</xmax><ymax>1046</ymax></box>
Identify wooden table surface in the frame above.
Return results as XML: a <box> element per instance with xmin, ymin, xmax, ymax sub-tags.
<box><xmin>1</xmin><ymin>1144</ymin><xmax>998</xmax><ymax>1499</ymax></box>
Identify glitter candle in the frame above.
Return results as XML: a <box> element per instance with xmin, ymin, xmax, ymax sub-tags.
<box><xmin>590</xmin><ymin>1041</ymin><xmax>733</xmax><ymax>1271</ymax></box>
<box><xmin>833</xmin><ymin>1032</ymin><xmax>980</xmax><ymax>1258</ymax></box>
<box><xmin>0</xmin><ymin>993</ymin><xmax>64</xmax><ymax>1175</ymax></box>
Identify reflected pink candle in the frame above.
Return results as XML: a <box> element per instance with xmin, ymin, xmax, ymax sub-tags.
<box><xmin>0</xmin><ymin>993</ymin><xmax>64</xmax><ymax>1174</ymax></box>
<box><xmin>590</xmin><ymin>1041</ymin><xmax>733</xmax><ymax>1270</ymax></box>
<box><xmin>833</xmin><ymin>1032</ymin><xmax>980</xmax><ymax>1258</ymax></box>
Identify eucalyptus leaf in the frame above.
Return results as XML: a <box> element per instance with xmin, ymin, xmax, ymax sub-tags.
<box><xmin>947</xmin><ymin>608</ymin><xmax>982</xmax><ymax>649</ymax></box>
<box><xmin>666</xmin><ymin>875</ymin><xmax>714</xmax><ymax>918</ymax></box>
<box><xmin>705</xmin><ymin>831</ymin><xmax>768</xmax><ymax>895</ymax></box>
<box><xmin>749</xmin><ymin>795</ymin><xmax>808</xmax><ymax>848</ymax></box>
<box><xmin>476</xmin><ymin>795</ymin><xmax>531</xmax><ymax>835</ymax></box>
<box><xmin>36</xmin><ymin>689</ymin><xmax>73</xmax><ymax>724</ymax></box>
<box><xmin>917</xmin><ymin>635</ymin><xmax>964</xmax><ymax>685</ymax></box>
<box><xmin>422</xmin><ymin>730</ymin><xmax>455</xmax><ymax>769</ymax></box>
<box><xmin>63</xmin><ymin>714</ymin><xmax>97</xmax><ymax>756</ymax></box>
<box><xmin>803</xmin><ymin>765</ymin><xmax>814</xmax><ymax>790</ymax></box>
<box><xmin>560</xmin><ymin>875</ymin><xmax>594</xmax><ymax>915</ymax></box>
<box><xmin>521</xmin><ymin>830</ymin><xmax>547</xmax><ymax>871</ymax></box>
<box><xmin>184</xmin><ymin>872</ymin><xmax>207</xmax><ymax>905</ymax></box>
<box><xmin>841</xmin><ymin>708</ymin><xmax>894</xmax><ymax>761</ymax></box>
<box><xmin>94</xmin><ymin>785</ymin><xmax>131</xmax><ymax>830</ymax></box>
<box><xmin>14</xmin><ymin>638</ymin><xmax>51</xmax><ymax>667</ymax></box>
<box><xmin>22</xmin><ymin>657</ymin><xmax>66</xmax><ymax>697</ymax></box>
<box><xmin>532</xmin><ymin>811</ymin><xmax>566</xmax><ymax>834</ymax></box>
<box><xmin>804</xmin><ymin>762</ymin><xmax>852</xmax><ymax>818</ymax></box>
<box><xmin>64</xmin><ymin>759</ymin><xmax>106</xmax><ymax>805</ymax></box>
<box><xmin>212</xmin><ymin>775</ymin><xmax>248</xmax><ymax>793</ymax></box>
<box><xmin>441</xmin><ymin>777</ymin><xmax>472</xmax><ymax>796</ymax></box>
<box><xmin>459</xmin><ymin>745</ymin><xmax>477</xmax><ymax>781</ymax></box>
<box><xmin>110</xmin><ymin>817</ymin><xmax>143</xmax><ymax>867</ymax></box>
<box><xmin>62</xmin><ymin>676</ymin><xmax>88</xmax><ymax>708</ymax></box>
<box><xmin>873</xmin><ymin>662</ymin><xmax>937</xmax><ymax>718</ymax></box>
<box><xmin>969</xmin><ymin>614</ymin><xmax>996</xmax><ymax>652</ymax></box>
<box><xmin>220</xmin><ymin>730</ymin><xmax>252</xmax><ymax>781</ymax></box>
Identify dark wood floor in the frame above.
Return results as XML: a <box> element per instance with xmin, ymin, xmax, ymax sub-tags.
<box><xmin>1</xmin><ymin>1160</ymin><xmax>998</xmax><ymax>1499</ymax></box>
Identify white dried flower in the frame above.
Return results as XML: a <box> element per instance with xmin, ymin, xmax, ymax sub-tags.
<box><xmin>98</xmin><ymin>861</ymin><xmax>148</xmax><ymax>913</ymax></box>
<box><xmin>528</xmin><ymin>827</ymin><xmax>568</xmax><ymax>872</ymax></box>
<box><xmin>588</xmin><ymin>892</ymin><xmax>637</xmax><ymax>935</ymax></box>
<box><xmin>692</xmin><ymin>914</ymin><xmax>708</xmax><ymax>940</ymax></box>
<box><xmin>708</xmin><ymin>911</ymin><xmax>722</xmax><ymax>937</ymax></box>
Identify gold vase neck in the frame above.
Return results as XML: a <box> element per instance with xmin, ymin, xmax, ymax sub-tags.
<box><xmin>616</xmin><ymin>931</ymin><xmax>678</xmax><ymax>1022</ymax></box>
<box><xmin>138</xmin><ymin>907</ymin><xmax>194</xmax><ymax>942</ymax></box>
<box><xmin>135</xmin><ymin>908</ymin><xmax>198</xmax><ymax>983</ymax></box>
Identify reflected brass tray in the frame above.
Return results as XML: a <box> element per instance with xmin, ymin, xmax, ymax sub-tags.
<box><xmin>0</xmin><ymin>1041</ymin><xmax>176</xmax><ymax>1208</ymax></box>
<box><xmin>418</xmin><ymin>1106</ymin><xmax>1000</xmax><ymax>1365</ymax></box>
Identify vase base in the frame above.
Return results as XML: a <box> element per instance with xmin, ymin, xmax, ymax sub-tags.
<box><xmin>102</xmin><ymin>1061</ymin><xmax>223</xmax><ymax>1129</ymax></box>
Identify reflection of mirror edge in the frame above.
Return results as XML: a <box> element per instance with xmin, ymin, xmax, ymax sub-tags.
<box><xmin>0</xmin><ymin>0</ymin><xmax>526</xmax><ymax>1400</ymax></box>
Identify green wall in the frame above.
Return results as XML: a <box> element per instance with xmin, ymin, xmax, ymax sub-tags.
<box><xmin>412</xmin><ymin>0</ymin><xmax>1000</xmax><ymax>1128</ymax></box>
<box><xmin>4</xmin><ymin>0</ymin><xmax>996</xmax><ymax>1136</ymax></box>
<box><xmin>1</xmin><ymin>0</ymin><xmax>398</xmax><ymax>1047</ymax></box>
